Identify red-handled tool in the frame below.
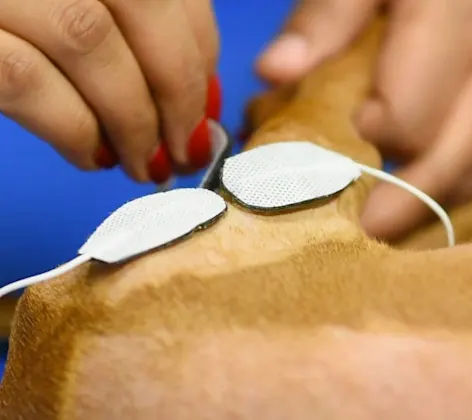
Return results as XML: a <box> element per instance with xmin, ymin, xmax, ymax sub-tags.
<box><xmin>95</xmin><ymin>75</ymin><xmax>224</xmax><ymax>186</ymax></box>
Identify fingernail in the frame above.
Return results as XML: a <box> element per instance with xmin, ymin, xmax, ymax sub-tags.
<box><xmin>360</xmin><ymin>200</ymin><xmax>386</xmax><ymax>236</ymax></box>
<box><xmin>356</xmin><ymin>100</ymin><xmax>384</xmax><ymax>126</ymax></box>
<box><xmin>206</xmin><ymin>75</ymin><xmax>222</xmax><ymax>121</ymax></box>
<box><xmin>355</xmin><ymin>99</ymin><xmax>408</xmax><ymax>151</ymax></box>
<box><xmin>360</xmin><ymin>186</ymin><xmax>404</xmax><ymax>240</ymax></box>
<box><xmin>148</xmin><ymin>145</ymin><xmax>172</xmax><ymax>184</ymax></box>
<box><xmin>187</xmin><ymin>118</ymin><xmax>211</xmax><ymax>170</ymax></box>
<box><xmin>95</xmin><ymin>145</ymin><xmax>117</xmax><ymax>169</ymax></box>
<box><xmin>258</xmin><ymin>34</ymin><xmax>311</xmax><ymax>80</ymax></box>
<box><xmin>355</xmin><ymin>100</ymin><xmax>386</xmax><ymax>138</ymax></box>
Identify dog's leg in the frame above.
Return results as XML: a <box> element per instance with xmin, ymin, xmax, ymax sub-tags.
<box><xmin>241</xmin><ymin>83</ymin><xmax>297</xmax><ymax>137</ymax></box>
<box><xmin>2</xmin><ymin>11</ymin><xmax>472</xmax><ymax>418</ymax></box>
<box><xmin>245</xmin><ymin>16</ymin><xmax>472</xmax><ymax>252</ymax></box>
<box><xmin>8</xmin><ymin>13</ymin><xmax>471</xmax><ymax>420</ymax></box>
<box><xmin>0</xmin><ymin>14</ymin><xmax>389</xmax><ymax>420</ymax></box>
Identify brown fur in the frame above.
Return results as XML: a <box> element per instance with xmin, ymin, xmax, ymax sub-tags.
<box><xmin>1</xmin><ymin>14</ymin><xmax>472</xmax><ymax>419</ymax></box>
<box><xmin>0</xmin><ymin>297</ymin><xmax>18</xmax><ymax>338</ymax></box>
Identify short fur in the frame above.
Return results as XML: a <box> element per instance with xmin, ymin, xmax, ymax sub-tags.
<box><xmin>2</xmin><ymin>13</ymin><xmax>472</xmax><ymax>419</ymax></box>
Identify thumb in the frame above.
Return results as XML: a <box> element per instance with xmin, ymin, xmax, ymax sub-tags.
<box><xmin>360</xmin><ymin>156</ymin><xmax>452</xmax><ymax>242</ymax></box>
<box><xmin>256</xmin><ymin>0</ymin><xmax>380</xmax><ymax>84</ymax></box>
<box><xmin>355</xmin><ymin>98</ymin><xmax>418</xmax><ymax>162</ymax></box>
<box><xmin>362</xmin><ymin>74</ymin><xmax>472</xmax><ymax>242</ymax></box>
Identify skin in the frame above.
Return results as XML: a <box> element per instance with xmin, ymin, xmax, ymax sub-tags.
<box><xmin>0</xmin><ymin>0</ymin><xmax>219</xmax><ymax>181</ymax></box>
<box><xmin>257</xmin><ymin>0</ymin><xmax>472</xmax><ymax>243</ymax></box>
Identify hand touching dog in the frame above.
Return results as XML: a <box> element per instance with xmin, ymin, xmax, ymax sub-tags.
<box><xmin>0</xmin><ymin>0</ymin><xmax>219</xmax><ymax>183</ymax></box>
<box><xmin>258</xmin><ymin>0</ymin><xmax>472</xmax><ymax>242</ymax></box>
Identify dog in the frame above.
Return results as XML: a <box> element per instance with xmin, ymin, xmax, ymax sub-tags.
<box><xmin>1</xmin><ymin>12</ymin><xmax>472</xmax><ymax>420</ymax></box>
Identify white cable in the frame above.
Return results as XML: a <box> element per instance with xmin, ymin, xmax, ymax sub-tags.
<box><xmin>0</xmin><ymin>158</ymin><xmax>455</xmax><ymax>301</ymax></box>
<box><xmin>0</xmin><ymin>254</ymin><xmax>91</xmax><ymax>299</ymax></box>
<box><xmin>357</xmin><ymin>163</ymin><xmax>455</xmax><ymax>247</ymax></box>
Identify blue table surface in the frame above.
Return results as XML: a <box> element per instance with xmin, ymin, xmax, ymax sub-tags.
<box><xmin>0</xmin><ymin>1</ymin><xmax>293</xmax><ymax>378</ymax></box>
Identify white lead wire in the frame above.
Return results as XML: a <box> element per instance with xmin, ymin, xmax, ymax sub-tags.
<box><xmin>0</xmin><ymin>161</ymin><xmax>456</xmax><ymax>300</ymax></box>
<box><xmin>0</xmin><ymin>254</ymin><xmax>91</xmax><ymax>299</ymax></box>
<box><xmin>357</xmin><ymin>163</ymin><xmax>455</xmax><ymax>247</ymax></box>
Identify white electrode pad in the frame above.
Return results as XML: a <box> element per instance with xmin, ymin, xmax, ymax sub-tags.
<box><xmin>0</xmin><ymin>137</ymin><xmax>455</xmax><ymax>300</ymax></box>
<box><xmin>79</xmin><ymin>188</ymin><xmax>226</xmax><ymax>263</ymax></box>
<box><xmin>221</xmin><ymin>141</ymin><xmax>362</xmax><ymax>210</ymax></box>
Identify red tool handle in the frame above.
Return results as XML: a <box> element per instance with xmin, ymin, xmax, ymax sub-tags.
<box><xmin>96</xmin><ymin>75</ymin><xmax>222</xmax><ymax>184</ymax></box>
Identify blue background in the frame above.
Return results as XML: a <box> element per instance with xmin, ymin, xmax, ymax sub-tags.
<box><xmin>0</xmin><ymin>1</ymin><xmax>294</xmax><ymax>377</ymax></box>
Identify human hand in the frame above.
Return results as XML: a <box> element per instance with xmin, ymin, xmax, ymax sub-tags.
<box><xmin>256</xmin><ymin>0</ymin><xmax>472</xmax><ymax>242</ymax></box>
<box><xmin>0</xmin><ymin>0</ymin><xmax>220</xmax><ymax>184</ymax></box>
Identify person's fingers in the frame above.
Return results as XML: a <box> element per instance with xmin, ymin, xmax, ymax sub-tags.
<box><xmin>0</xmin><ymin>29</ymin><xmax>103</xmax><ymax>169</ymax></box>
<box><xmin>0</xmin><ymin>0</ymin><xmax>158</xmax><ymax>181</ymax></box>
<box><xmin>355</xmin><ymin>98</ymin><xmax>414</xmax><ymax>163</ymax></box>
<box><xmin>447</xmin><ymin>173</ymin><xmax>472</xmax><ymax>208</ymax></box>
<box><xmin>105</xmin><ymin>0</ymin><xmax>208</xmax><ymax>169</ymax></box>
<box><xmin>183</xmin><ymin>0</ymin><xmax>222</xmax><ymax>133</ymax></box>
<box><xmin>361</xmin><ymin>157</ymin><xmax>449</xmax><ymax>242</ymax></box>
<box><xmin>356</xmin><ymin>0</ymin><xmax>472</xmax><ymax>158</ymax></box>
<box><xmin>182</xmin><ymin>0</ymin><xmax>220</xmax><ymax>75</ymax></box>
<box><xmin>256</xmin><ymin>0</ymin><xmax>380</xmax><ymax>85</ymax></box>
<box><xmin>361</xmin><ymin>73</ymin><xmax>472</xmax><ymax>242</ymax></box>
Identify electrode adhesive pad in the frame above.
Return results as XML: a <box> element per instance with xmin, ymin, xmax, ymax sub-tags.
<box><xmin>0</xmin><ymin>137</ymin><xmax>455</xmax><ymax>300</ymax></box>
<box><xmin>79</xmin><ymin>188</ymin><xmax>227</xmax><ymax>263</ymax></box>
<box><xmin>221</xmin><ymin>141</ymin><xmax>362</xmax><ymax>210</ymax></box>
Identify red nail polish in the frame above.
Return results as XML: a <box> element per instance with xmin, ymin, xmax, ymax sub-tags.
<box><xmin>187</xmin><ymin>118</ymin><xmax>211</xmax><ymax>170</ymax></box>
<box><xmin>206</xmin><ymin>75</ymin><xmax>222</xmax><ymax>121</ymax></box>
<box><xmin>148</xmin><ymin>145</ymin><xmax>172</xmax><ymax>184</ymax></box>
<box><xmin>95</xmin><ymin>145</ymin><xmax>117</xmax><ymax>169</ymax></box>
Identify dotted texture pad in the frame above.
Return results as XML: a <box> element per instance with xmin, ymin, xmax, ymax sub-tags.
<box><xmin>221</xmin><ymin>141</ymin><xmax>362</xmax><ymax>210</ymax></box>
<box><xmin>79</xmin><ymin>189</ymin><xmax>226</xmax><ymax>263</ymax></box>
